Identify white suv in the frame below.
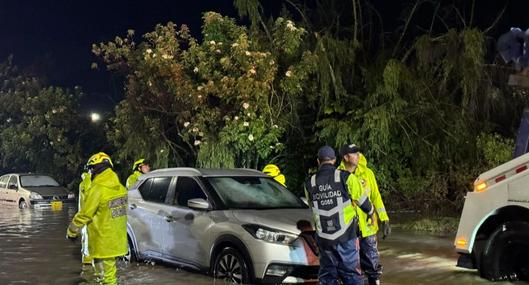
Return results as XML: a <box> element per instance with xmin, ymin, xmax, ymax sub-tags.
<box><xmin>126</xmin><ymin>167</ymin><xmax>320</xmax><ymax>284</ymax></box>
<box><xmin>455</xmin><ymin>152</ymin><xmax>529</xmax><ymax>281</ymax></box>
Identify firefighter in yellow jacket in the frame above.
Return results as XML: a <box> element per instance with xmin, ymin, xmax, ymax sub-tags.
<box><xmin>67</xmin><ymin>152</ymin><xmax>128</xmax><ymax>285</ymax></box>
<box><xmin>339</xmin><ymin>144</ymin><xmax>390</xmax><ymax>285</ymax></box>
<box><xmin>126</xmin><ymin>158</ymin><xmax>150</xmax><ymax>189</ymax></box>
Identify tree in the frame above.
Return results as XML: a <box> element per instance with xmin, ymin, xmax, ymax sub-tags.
<box><xmin>0</xmin><ymin>58</ymin><xmax>97</xmax><ymax>188</ymax></box>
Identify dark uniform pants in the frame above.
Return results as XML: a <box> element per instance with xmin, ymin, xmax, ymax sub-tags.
<box><xmin>318</xmin><ymin>237</ymin><xmax>363</xmax><ymax>285</ymax></box>
<box><xmin>360</xmin><ymin>235</ymin><xmax>382</xmax><ymax>283</ymax></box>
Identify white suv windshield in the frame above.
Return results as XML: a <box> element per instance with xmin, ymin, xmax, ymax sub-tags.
<box><xmin>206</xmin><ymin>176</ymin><xmax>306</xmax><ymax>209</ymax></box>
<box><xmin>20</xmin><ymin>175</ymin><xmax>60</xmax><ymax>187</ymax></box>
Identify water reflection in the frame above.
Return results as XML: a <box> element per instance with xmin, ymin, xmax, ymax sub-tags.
<box><xmin>0</xmin><ymin>206</ymin><xmax>528</xmax><ymax>284</ymax></box>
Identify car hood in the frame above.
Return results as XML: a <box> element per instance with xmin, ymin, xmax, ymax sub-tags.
<box><xmin>231</xmin><ymin>208</ymin><xmax>312</xmax><ymax>235</ymax></box>
<box><xmin>25</xmin><ymin>186</ymin><xmax>69</xmax><ymax>196</ymax></box>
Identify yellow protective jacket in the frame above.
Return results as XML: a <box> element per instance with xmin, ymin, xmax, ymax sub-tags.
<box><xmin>339</xmin><ymin>154</ymin><xmax>389</xmax><ymax>237</ymax></box>
<box><xmin>126</xmin><ymin>170</ymin><xmax>141</xmax><ymax>189</ymax></box>
<box><xmin>78</xmin><ymin>172</ymin><xmax>92</xmax><ymax>210</ymax></box>
<box><xmin>69</xmin><ymin>168</ymin><xmax>128</xmax><ymax>258</ymax></box>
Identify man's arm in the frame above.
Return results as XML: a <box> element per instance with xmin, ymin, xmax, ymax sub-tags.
<box><xmin>345</xmin><ymin>173</ymin><xmax>373</xmax><ymax>215</ymax></box>
<box><xmin>67</xmin><ymin>185</ymin><xmax>101</xmax><ymax>237</ymax></box>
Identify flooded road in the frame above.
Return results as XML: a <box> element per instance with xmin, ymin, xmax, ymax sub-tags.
<box><xmin>0</xmin><ymin>205</ymin><xmax>527</xmax><ymax>285</ymax></box>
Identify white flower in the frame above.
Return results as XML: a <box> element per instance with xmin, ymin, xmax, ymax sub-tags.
<box><xmin>245</xmin><ymin>51</ymin><xmax>251</xmax><ymax>56</ymax></box>
<box><xmin>194</xmin><ymin>140</ymin><xmax>201</xmax><ymax>146</ymax></box>
<box><xmin>215</xmin><ymin>49</ymin><xmax>221</xmax><ymax>54</ymax></box>
<box><xmin>286</xmin><ymin>20</ymin><xmax>296</xmax><ymax>31</ymax></box>
<box><xmin>273</xmin><ymin>124</ymin><xmax>279</xmax><ymax>128</ymax></box>
<box><xmin>52</xmin><ymin>109</ymin><xmax>57</xmax><ymax>114</ymax></box>
<box><xmin>193</xmin><ymin>67</ymin><xmax>199</xmax><ymax>73</ymax></box>
<box><xmin>285</xmin><ymin>70</ymin><xmax>292</xmax><ymax>77</ymax></box>
<box><xmin>183</xmin><ymin>122</ymin><xmax>190</xmax><ymax>128</ymax></box>
<box><xmin>242</xmin><ymin>102</ymin><xmax>250</xmax><ymax>109</ymax></box>
<box><xmin>160</xmin><ymin>149</ymin><xmax>165</xmax><ymax>153</ymax></box>
<box><xmin>192</xmin><ymin>127</ymin><xmax>199</xmax><ymax>133</ymax></box>
<box><xmin>162</xmin><ymin>54</ymin><xmax>173</xmax><ymax>60</ymax></box>
<box><xmin>198</xmin><ymin>95</ymin><xmax>203</xmax><ymax>99</ymax></box>
<box><xmin>269</xmin><ymin>60</ymin><xmax>275</xmax><ymax>65</ymax></box>
<box><xmin>197</xmin><ymin>86</ymin><xmax>203</xmax><ymax>91</ymax></box>
<box><xmin>152</xmin><ymin>53</ymin><xmax>157</xmax><ymax>58</ymax></box>
<box><xmin>243</xmin><ymin>121</ymin><xmax>249</xmax><ymax>127</ymax></box>
<box><xmin>249</xmin><ymin>68</ymin><xmax>256</xmax><ymax>75</ymax></box>
<box><xmin>218</xmin><ymin>42</ymin><xmax>223</xmax><ymax>46</ymax></box>
<box><xmin>246</xmin><ymin>112</ymin><xmax>252</xmax><ymax>117</ymax></box>
<box><xmin>234</xmin><ymin>116</ymin><xmax>239</xmax><ymax>121</ymax></box>
<box><xmin>248</xmin><ymin>134</ymin><xmax>254</xmax><ymax>141</ymax></box>
<box><xmin>209</xmin><ymin>40</ymin><xmax>216</xmax><ymax>45</ymax></box>
<box><xmin>146</xmin><ymin>48</ymin><xmax>153</xmax><ymax>54</ymax></box>
<box><xmin>148</xmin><ymin>81</ymin><xmax>153</xmax><ymax>87</ymax></box>
<box><xmin>232</xmin><ymin>42</ymin><xmax>239</xmax><ymax>47</ymax></box>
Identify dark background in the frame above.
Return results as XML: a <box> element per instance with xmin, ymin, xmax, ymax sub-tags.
<box><xmin>0</xmin><ymin>0</ymin><xmax>526</xmax><ymax>112</ymax></box>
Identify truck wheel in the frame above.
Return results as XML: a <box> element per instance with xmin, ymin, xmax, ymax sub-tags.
<box><xmin>480</xmin><ymin>221</ymin><xmax>529</xmax><ymax>281</ymax></box>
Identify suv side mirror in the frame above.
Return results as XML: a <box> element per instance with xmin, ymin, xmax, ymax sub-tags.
<box><xmin>188</xmin><ymin>198</ymin><xmax>210</xmax><ymax>210</ymax></box>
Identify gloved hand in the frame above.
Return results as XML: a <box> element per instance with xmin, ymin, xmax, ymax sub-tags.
<box><xmin>66</xmin><ymin>227</ymin><xmax>78</xmax><ymax>242</ymax></box>
<box><xmin>381</xmin><ymin>221</ymin><xmax>391</xmax><ymax>239</ymax></box>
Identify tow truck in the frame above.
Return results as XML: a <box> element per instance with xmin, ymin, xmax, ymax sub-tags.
<box><xmin>455</xmin><ymin>108</ymin><xmax>529</xmax><ymax>281</ymax></box>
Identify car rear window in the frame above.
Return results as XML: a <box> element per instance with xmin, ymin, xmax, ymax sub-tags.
<box><xmin>139</xmin><ymin>177</ymin><xmax>172</xmax><ymax>203</ymax></box>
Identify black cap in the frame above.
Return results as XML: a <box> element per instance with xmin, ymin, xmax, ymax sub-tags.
<box><xmin>340</xmin><ymin>144</ymin><xmax>361</xmax><ymax>156</ymax></box>
<box><xmin>318</xmin><ymin>145</ymin><xmax>336</xmax><ymax>161</ymax></box>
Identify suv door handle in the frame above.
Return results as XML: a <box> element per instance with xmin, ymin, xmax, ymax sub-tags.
<box><xmin>165</xmin><ymin>216</ymin><xmax>175</xmax><ymax>222</ymax></box>
<box><xmin>130</xmin><ymin>203</ymin><xmax>137</xmax><ymax>210</ymax></box>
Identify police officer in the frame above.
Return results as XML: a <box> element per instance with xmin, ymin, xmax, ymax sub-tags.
<box><xmin>305</xmin><ymin>146</ymin><xmax>374</xmax><ymax>285</ymax></box>
<box><xmin>262</xmin><ymin>164</ymin><xmax>286</xmax><ymax>186</ymax></box>
<box><xmin>126</xmin><ymin>158</ymin><xmax>151</xmax><ymax>189</ymax></box>
<box><xmin>67</xmin><ymin>152</ymin><xmax>128</xmax><ymax>285</ymax></box>
<box><xmin>339</xmin><ymin>144</ymin><xmax>390</xmax><ymax>285</ymax></box>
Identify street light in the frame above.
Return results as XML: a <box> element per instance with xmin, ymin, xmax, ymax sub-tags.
<box><xmin>90</xmin><ymin>112</ymin><xmax>101</xmax><ymax>123</ymax></box>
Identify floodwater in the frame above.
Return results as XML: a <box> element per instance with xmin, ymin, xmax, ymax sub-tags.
<box><xmin>0</xmin><ymin>205</ymin><xmax>527</xmax><ymax>285</ymax></box>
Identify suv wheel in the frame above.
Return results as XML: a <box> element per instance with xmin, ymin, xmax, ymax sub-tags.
<box><xmin>19</xmin><ymin>200</ymin><xmax>28</xmax><ymax>209</ymax></box>
<box><xmin>213</xmin><ymin>247</ymin><xmax>250</xmax><ymax>284</ymax></box>
<box><xmin>480</xmin><ymin>221</ymin><xmax>529</xmax><ymax>281</ymax></box>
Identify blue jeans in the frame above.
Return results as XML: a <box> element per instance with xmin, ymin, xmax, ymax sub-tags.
<box><xmin>318</xmin><ymin>238</ymin><xmax>363</xmax><ymax>285</ymax></box>
<box><xmin>359</xmin><ymin>235</ymin><xmax>382</xmax><ymax>281</ymax></box>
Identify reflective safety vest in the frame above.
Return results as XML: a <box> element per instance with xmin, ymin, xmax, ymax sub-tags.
<box><xmin>305</xmin><ymin>166</ymin><xmax>359</xmax><ymax>246</ymax></box>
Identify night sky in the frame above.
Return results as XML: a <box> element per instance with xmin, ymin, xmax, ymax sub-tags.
<box><xmin>0</xmin><ymin>1</ymin><xmax>527</xmax><ymax>113</ymax></box>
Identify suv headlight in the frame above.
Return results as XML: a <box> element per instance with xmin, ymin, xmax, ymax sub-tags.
<box><xmin>242</xmin><ymin>224</ymin><xmax>298</xmax><ymax>245</ymax></box>
<box><xmin>29</xmin><ymin>192</ymin><xmax>43</xmax><ymax>200</ymax></box>
<box><xmin>67</xmin><ymin>193</ymin><xmax>75</xmax><ymax>199</ymax></box>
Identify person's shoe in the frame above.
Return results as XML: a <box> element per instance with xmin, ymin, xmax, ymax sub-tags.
<box><xmin>368</xmin><ymin>278</ymin><xmax>380</xmax><ymax>285</ymax></box>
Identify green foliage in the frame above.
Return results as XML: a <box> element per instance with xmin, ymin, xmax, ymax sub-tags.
<box><xmin>94</xmin><ymin>12</ymin><xmax>314</xmax><ymax>174</ymax></box>
<box><xmin>477</xmin><ymin>133</ymin><xmax>514</xmax><ymax>169</ymax></box>
<box><xmin>0</xmin><ymin>59</ymin><xmax>100</xmax><ymax>188</ymax></box>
